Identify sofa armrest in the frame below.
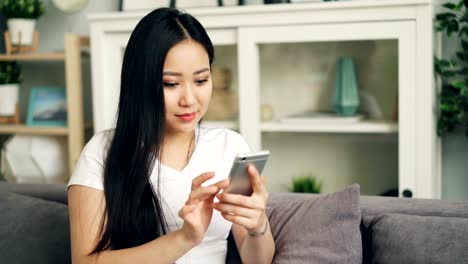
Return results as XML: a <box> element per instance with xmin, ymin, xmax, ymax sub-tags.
<box><xmin>0</xmin><ymin>182</ymin><xmax>68</xmax><ymax>205</ymax></box>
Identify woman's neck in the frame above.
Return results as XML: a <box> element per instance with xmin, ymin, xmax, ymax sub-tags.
<box><xmin>160</xmin><ymin>129</ymin><xmax>196</xmax><ymax>169</ymax></box>
<box><xmin>163</xmin><ymin>130</ymin><xmax>195</xmax><ymax>148</ymax></box>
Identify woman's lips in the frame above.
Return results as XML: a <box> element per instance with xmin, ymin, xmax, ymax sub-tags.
<box><xmin>177</xmin><ymin>112</ymin><xmax>197</xmax><ymax>122</ymax></box>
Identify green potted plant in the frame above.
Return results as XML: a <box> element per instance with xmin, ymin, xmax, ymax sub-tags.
<box><xmin>0</xmin><ymin>0</ymin><xmax>45</xmax><ymax>45</ymax></box>
<box><xmin>435</xmin><ymin>0</ymin><xmax>468</xmax><ymax>137</ymax></box>
<box><xmin>291</xmin><ymin>175</ymin><xmax>322</xmax><ymax>193</ymax></box>
<box><xmin>0</xmin><ymin>61</ymin><xmax>22</xmax><ymax>117</ymax></box>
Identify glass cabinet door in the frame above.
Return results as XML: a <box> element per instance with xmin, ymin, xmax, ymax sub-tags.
<box><xmin>204</xmin><ymin>28</ymin><xmax>240</xmax><ymax>131</ymax></box>
<box><xmin>237</xmin><ymin>21</ymin><xmax>417</xmax><ymax>196</ymax></box>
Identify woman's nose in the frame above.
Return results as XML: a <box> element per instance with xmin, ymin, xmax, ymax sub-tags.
<box><xmin>179</xmin><ymin>84</ymin><xmax>196</xmax><ymax>107</ymax></box>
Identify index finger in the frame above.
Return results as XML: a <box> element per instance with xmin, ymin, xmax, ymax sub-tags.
<box><xmin>191</xmin><ymin>172</ymin><xmax>215</xmax><ymax>190</ymax></box>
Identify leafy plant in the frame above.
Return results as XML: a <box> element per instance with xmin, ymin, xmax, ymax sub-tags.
<box><xmin>0</xmin><ymin>0</ymin><xmax>45</xmax><ymax>19</ymax></box>
<box><xmin>0</xmin><ymin>61</ymin><xmax>22</xmax><ymax>84</ymax></box>
<box><xmin>292</xmin><ymin>176</ymin><xmax>322</xmax><ymax>193</ymax></box>
<box><xmin>435</xmin><ymin>0</ymin><xmax>468</xmax><ymax>137</ymax></box>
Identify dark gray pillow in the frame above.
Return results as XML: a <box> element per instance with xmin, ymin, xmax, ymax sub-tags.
<box><xmin>368</xmin><ymin>213</ymin><xmax>468</xmax><ymax>264</ymax></box>
<box><xmin>267</xmin><ymin>184</ymin><xmax>362</xmax><ymax>264</ymax></box>
<box><xmin>0</xmin><ymin>191</ymin><xmax>71</xmax><ymax>264</ymax></box>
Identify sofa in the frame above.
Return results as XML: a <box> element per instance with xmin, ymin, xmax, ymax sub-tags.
<box><xmin>1</xmin><ymin>182</ymin><xmax>467</xmax><ymax>264</ymax></box>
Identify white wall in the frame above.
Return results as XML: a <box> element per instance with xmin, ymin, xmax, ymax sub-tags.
<box><xmin>37</xmin><ymin>0</ymin><xmax>119</xmax><ymax>52</ymax></box>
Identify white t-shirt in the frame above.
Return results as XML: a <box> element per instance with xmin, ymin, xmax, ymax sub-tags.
<box><xmin>67</xmin><ymin>125</ymin><xmax>250</xmax><ymax>264</ymax></box>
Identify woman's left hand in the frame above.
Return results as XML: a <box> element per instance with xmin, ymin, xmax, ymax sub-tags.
<box><xmin>212</xmin><ymin>165</ymin><xmax>269</xmax><ymax>234</ymax></box>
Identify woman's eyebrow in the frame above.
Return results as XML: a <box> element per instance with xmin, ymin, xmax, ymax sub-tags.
<box><xmin>163</xmin><ymin>67</ymin><xmax>210</xmax><ymax>76</ymax></box>
<box><xmin>193</xmin><ymin>68</ymin><xmax>210</xmax><ymax>75</ymax></box>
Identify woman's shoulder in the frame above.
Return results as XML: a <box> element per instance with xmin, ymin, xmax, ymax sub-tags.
<box><xmin>82</xmin><ymin>129</ymin><xmax>114</xmax><ymax>157</ymax></box>
<box><xmin>67</xmin><ymin>130</ymin><xmax>114</xmax><ymax>190</ymax></box>
<box><xmin>199</xmin><ymin>124</ymin><xmax>243</xmax><ymax>142</ymax></box>
<box><xmin>198</xmin><ymin>124</ymin><xmax>250</xmax><ymax>152</ymax></box>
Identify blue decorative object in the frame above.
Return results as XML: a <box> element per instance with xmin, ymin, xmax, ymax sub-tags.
<box><xmin>332</xmin><ymin>57</ymin><xmax>360</xmax><ymax>116</ymax></box>
<box><xmin>26</xmin><ymin>87</ymin><xmax>67</xmax><ymax>127</ymax></box>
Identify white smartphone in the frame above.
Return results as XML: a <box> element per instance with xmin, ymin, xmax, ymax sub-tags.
<box><xmin>224</xmin><ymin>150</ymin><xmax>270</xmax><ymax>196</ymax></box>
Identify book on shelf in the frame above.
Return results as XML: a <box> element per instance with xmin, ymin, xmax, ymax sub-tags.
<box><xmin>280</xmin><ymin>110</ymin><xmax>364</xmax><ymax>124</ymax></box>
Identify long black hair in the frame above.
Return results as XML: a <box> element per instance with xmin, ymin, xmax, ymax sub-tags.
<box><xmin>91</xmin><ymin>8</ymin><xmax>214</xmax><ymax>253</ymax></box>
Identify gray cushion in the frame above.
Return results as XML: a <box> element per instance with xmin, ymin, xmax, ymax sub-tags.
<box><xmin>360</xmin><ymin>196</ymin><xmax>468</xmax><ymax>263</ymax></box>
<box><xmin>0</xmin><ymin>191</ymin><xmax>71</xmax><ymax>264</ymax></box>
<box><xmin>267</xmin><ymin>184</ymin><xmax>362</xmax><ymax>264</ymax></box>
<box><xmin>368</xmin><ymin>213</ymin><xmax>468</xmax><ymax>264</ymax></box>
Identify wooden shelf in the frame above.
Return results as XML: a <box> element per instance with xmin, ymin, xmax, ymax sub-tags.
<box><xmin>0</xmin><ymin>124</ymin><xmax>68</xmax><ymax>136</ymax></box>
<box><xmin>0</xmin><ymin>53</ymin><xmax>65</xmax><ymax>61</ymax></box>
<box><xmin>261</xmin><ymin>121</ymin><xmax>398</xmax><ymax>134</ymax></box>
<box><xmin>0</xmin><ymin>34</ymin><xmax>89</xmax><ymax>179</ymax></box>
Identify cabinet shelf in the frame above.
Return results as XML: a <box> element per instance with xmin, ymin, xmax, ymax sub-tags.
<box><xmin>0</xmin><ymin>124</ymin><xmax>68</xmax><ymax>136</ymax></box>
<box><xmin>0</xmin><ymin>53</ymin><xmax>65</xmax><ymax>61</ymax></box>
<box><xmin>261</xmin><ymin>121</ymin><xmax>398</xmax><ymax>134</ymax></box>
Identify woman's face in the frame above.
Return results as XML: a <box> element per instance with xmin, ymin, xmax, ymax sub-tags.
<box><xmin>162</xmin><ymin>40</ymin><xmax>212</xmax><ymax>135</ymax></box>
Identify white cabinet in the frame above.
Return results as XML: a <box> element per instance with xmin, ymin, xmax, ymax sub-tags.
<box><xmin>89</xmin><ymin>0</ymin><xmax>440</xmax><ymax>198</ymax></box>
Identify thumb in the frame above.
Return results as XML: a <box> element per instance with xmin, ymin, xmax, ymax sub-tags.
<box><xmin>205</xmin><ymin>193</ymin><xmax>216</xmax><ymax>205</ymax></box>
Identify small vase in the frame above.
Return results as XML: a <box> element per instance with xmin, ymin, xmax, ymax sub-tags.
<box><xmin>332</xmin><ymin>57</ymin><xmax>360</xmax><ymax>116</ymax></box>
<box><xmin>7</xmin><ymin>18</ymin><xmax>36</xmax><ymax>45</ymax></box>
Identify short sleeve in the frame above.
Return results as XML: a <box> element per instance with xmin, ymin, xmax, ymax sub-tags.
<box><xmin>225</xmin><ymin>129</ymin><xmax>251</xmax><ymax>155</ymax></box>
<box><xmin>67</xmin><ymin>132</ymin><xmax>109</xmax><ymax>191</ymax></box>
<box><xmin>236</xmin><ymin>133</ymin><xmax>251</xmax><ymax>154</ymax></box>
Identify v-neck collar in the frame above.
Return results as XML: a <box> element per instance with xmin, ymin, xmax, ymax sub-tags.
<box><xmin>158</xmin><ymin>125</ymin><xmax>201</xmax><ymax>174</ymax></box>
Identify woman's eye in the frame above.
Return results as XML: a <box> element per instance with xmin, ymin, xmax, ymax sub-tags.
<box><xmin>195</xmin><ymin>79</ymin><xmax>208</xmax><ymax>85</ymax></box>
<box><xmin>163</xmin><ymin>82</ymin><xmax>178</xmax><ymax>88</ymax></box>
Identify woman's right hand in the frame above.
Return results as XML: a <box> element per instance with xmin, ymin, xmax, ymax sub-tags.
<box><xmin>178</xmin><ymin>172</ymin><xmax>229</xmax><ymax>245</ymax></box>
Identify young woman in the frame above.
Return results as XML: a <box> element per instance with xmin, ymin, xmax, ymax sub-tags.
<box><xmin>67</xmin><ymin>7</ymin><xmax>275</xmax><ymax>264</ymax></box>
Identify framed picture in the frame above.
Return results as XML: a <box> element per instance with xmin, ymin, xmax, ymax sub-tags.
<box><xmin>26</xmin><ymin>87</ymin><xmax>67</xmax><ymax>127</ymax></box>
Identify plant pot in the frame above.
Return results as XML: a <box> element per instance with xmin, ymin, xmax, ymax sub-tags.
<box><xmin>52</xmin><ymin>0</ymin><xmax>89</xmax><ymax>12</ymax></box>
<box><xmin>7</xmin><ymin>19</ymin><xmax>36</xmax><ymax>45</ymax></box>
<box><xmin>0</xmin><ymin>83</ymin><xmax>19</xmax><ymax>116</ymax></box>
